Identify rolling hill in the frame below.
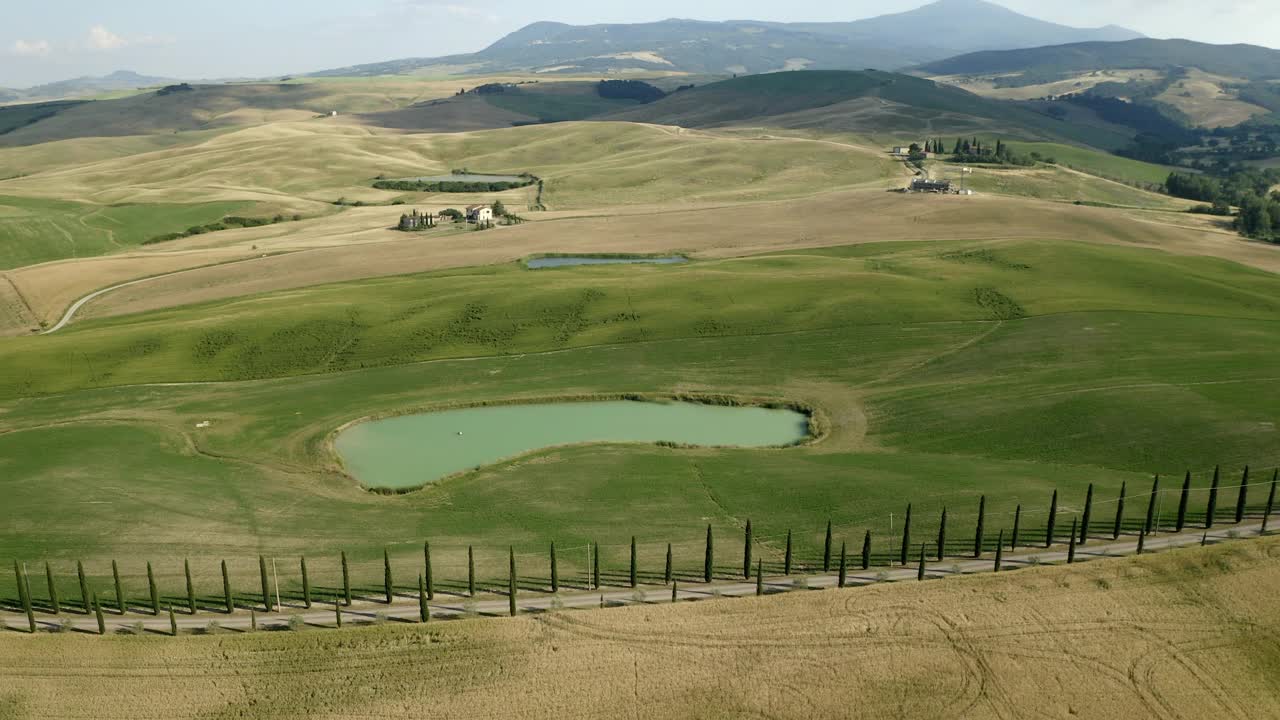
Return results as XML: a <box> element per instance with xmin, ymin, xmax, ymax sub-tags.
<box><xmin>311</xmin><ymin>0</ymin><xmax>1142</xmax><ymax>77</ymax></box>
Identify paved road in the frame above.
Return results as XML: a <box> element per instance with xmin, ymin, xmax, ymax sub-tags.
<box><xmin>3</xmin><ymin>522</ymin><xmax>1270</xmax><ymax>634</ymax></box>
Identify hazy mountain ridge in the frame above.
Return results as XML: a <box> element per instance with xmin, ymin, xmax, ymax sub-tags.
<box><xmin>1</xmin><ymin>71</ymin><xmax>177</xmax><ymax>104</ymax></box>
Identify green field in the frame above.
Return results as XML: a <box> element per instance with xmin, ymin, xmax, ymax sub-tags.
<box><xmin>0</xmin><ymin>195</ymin><xmax>249</xmax><ymax>268</ymax></box>
<box><xmin>2</xmin><ymin>238</ymin><xmax>1276</xmax><ymax>602</ymax></box>
<box><xmin>1005</xmin><ymin>142</ymin><xmax>1180</xmax><ymax>187</ymax></box>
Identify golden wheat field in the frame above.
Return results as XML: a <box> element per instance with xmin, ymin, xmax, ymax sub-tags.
<box><xmin>1</xmin><ymin>537</ymin><xmax>1276</xmax><ymax>720</ymax></box>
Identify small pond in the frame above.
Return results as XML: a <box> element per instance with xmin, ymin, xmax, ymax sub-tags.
<box><xmin>335</xmin><ymin>401</ymin><xmax>811</xmax><ymax>490</ymax></box>
<box><xmin>527</xmin><ymin>256</ymin><xmax>688</xmax><ymax>269</ymax></box>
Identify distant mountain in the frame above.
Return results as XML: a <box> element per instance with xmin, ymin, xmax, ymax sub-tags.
<box><xmin>18</xmin><ymin>70</ymin><xmax>177</xmax><ymax>100</ymax></box>
<box><xmin>311</xmin><ymin>0</ymin><xmax>1143</xmax><ymax>77</ymax></box>
<box><xmin>920</xmin><ymin>39</ymin><xmax>1280</xmax><ymax>80</ymax></box>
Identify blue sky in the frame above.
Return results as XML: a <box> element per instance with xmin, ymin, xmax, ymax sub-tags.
<box><xmin>3</xmin><ymin>0</ymin><xmax>1275</xmax><ymax>87</ymax></box>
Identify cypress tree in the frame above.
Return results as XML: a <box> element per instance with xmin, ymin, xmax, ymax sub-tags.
<box><xmin>333</xmin><ymin>597</ymin><xmax>342</xmax><ymax>627</ymax></box>
<box><xmin>900</xmin><ymin>504</ymin><xmax>912</xmax><ymax>566</ymax></box>
<box><xmin>1011</xmin><ymin>505</ymin><xmax>1022</xmax><ymax>549</ymax></box>
<box><xmin>508</xmin><ymin>547</ymin><xmax>517</xmax><ymax>617</ymax></box>
<box><xmin>77</xmin><ymin>560</ymin><xmax>89</xmax><ymax>614</ymax></box>
<box><xmin>822</xmin><ymin>520</ymin><xmax>833</xmax><ymax>572</ymax></box>
<box><xmin>15</xmin><ymin>561</ymin><xmax>34</xmax><ymax>633</ymax></box>
<box><xmin>112</xmin><ymin>560</ymin><xmax>125</xmax><ymax>614</ymax></box>
<box><xmin>418</xmin><ymin>574</ymin><xmax>429</xmax><ymax>623</ymax></box>
<box><xmin>1045</xmin><ymin>490</ymin><xmax>1058</xmax><ymax>548</ymax></box>
<box><xmin>994</xmin><ymin>530</ymin><xmax>1004</xmax><ymax>572</ymax></box>
<box><xmin>665</xmin><ymin>543</ymin><xmax>673</xmax><ymax>584</ymax></box>
<box><xmin>671</xmin><ymin>580</ymin><xmax>678</xmax><ymax>603</ymax></box>
<box><xmin>258</xmin><ymin>555</ymin><xmax>271</xmax><ymax>612</ymax></box>
<box><xmin>917</xmin><ymin>544</ymin><xmax>927</xmax><ymax>581</ymax></box>
<box><xmin>1206</xmin><ymin>465</ymin><xmax>1221</xmax><ymax>529</ymax></box>
<box><xmin>1235</xmin><ymin>466</ymin><xmax>1249</xmax><ymax>524</ymax></box>
<box><xmin>468</xmin><ymin>546</ymin><xmax>476</xmax><ymax>597</ymax></box>
<box><xmin>704</xmin><ymin>525</ymin><xmax>714</xmax><ymax>583</ymax></box>
<box><xmin>1113</xmin><ymin>481</ymin><xmax>1127</xmax><ymax>540</ymax></box>
<box><xmin>168</xmin><ymin>604</ymin><xmax>177</xmax><ymax>636</ymax></box>
<box><xmin>184</xmin><ymin>559</ymin><xmax>196</xmax><ymax>614</ymax></box>
<box><xmin>936</xmin><ymin>507</ymin><xmax>948</xmax><ymax>561</ymax></box>
<box><xmin>550</xmin><ymin>542</ymin><xmax>559</xmax><ymax>593</ymax></box>
<box><xmin>838</xmin><ymin>542</ymin><xmax>848</xmax><ymax>588</ymax></box>
<box><xmin>147</xmin><ymin>561</ymin><xmax>158</xmax><ymax>616</ymax></box>
<box><xmin>301</xmin><ymin>556</ymin><xmax>311</xmax><ymax>609</ymax></box>
<box><xmin>861</xmin><ymin>531</ymin><xmax>871</xmax><ymax>571</ymax></box>
<box><xmin>45</xmin><ymin>562</ymin><xmax>60</xmax><ymax>616</ymax></box>
<box><xmin>341</xmin><ymin>551</ymin><xmax>351</xmax><ymax>606</ymax></box>
<box><xmin>1137</xmin><ymin>528</ymin><xmax>1146</xmax><ymax>555</ymax></box>
<box><xmin>1264</xmin><ymin>470</ymin><xmax>1277</xmax><ymax>534</ymax></box>
<box><xmin>93</xmin><ymin>592</ymin><xmax>105</xmax><ymax>635</ymax></box>
<box><xmin>383</xmin><ymin>548</ymin><xmax>393</xmax><ymax>605</ymax></box>
<box><xmin>1067</xmin><ymin>518</ymin><xmax>1078</xmax><ymax>564</ymax></box>
<box><xmin>1177</xmin><ymin>471</ymin><xmax>1192</xmax><ymax>532</ymax></box>
<box><xmin>742</xmin><ymin>520</ymin><xmax>753</xmax><ymax>580</ymax></box>
<box><xmin>592</xmin><ymin>542</ymin><xmax>600</xmax><ymax>590</ymax></box>
<box><xmin>630</xmin><ymin>536</ymin><xmax>638</xmax><ymax>589</ymax></box>
<box><xmin>974</xmin><ymin>495</ymin><xmax>987</xmax><ymax>558</ymax></box>
<box><xmin>783</xmin><ymin>530</ymin><xmax>793</xmax><ymax>576</ymax></box>
<box><xmin>424</xmin><ymin>541</ymin><xmax>434</xmax><ymax>601</ymax></box>
<box><xmin>222</xmin><ymin>560</ymin><xmax>233</xmax><ymax>614</ymax></box>
<box><xmin>1142</xmin><ymin>476</ymin><xmax>1160</xmax><ymax>535</ymax></box>
<box><xmin>756</xmin><ymin>560</ymin><xmax>764</xmax><ymax>596</ymax></box>
<box><xmin>1079</xmin><ymin>485</ymin><xmax>1093</xmax><ymax>546</ymax></box>
<box><xmin>251</xmin><ymin>609</ymin><xmax>257</xmax><ymax>631</ymax></box>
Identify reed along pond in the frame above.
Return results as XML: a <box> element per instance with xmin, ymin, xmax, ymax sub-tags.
<box><xmin>526</xmin><ymin>256</ymin><xmax>687</xmax><ymax>269</ymax></box>
<box><xmin>335</xmin><ymin>401</ymin><xmax>811</xmax><ymax>490</ymax></box>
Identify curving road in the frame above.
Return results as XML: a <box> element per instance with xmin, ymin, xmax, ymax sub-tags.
<box><xmin>2</xmin><ymin>520</ymin><xmax>1270</xmax><ymax>634</ymax></box>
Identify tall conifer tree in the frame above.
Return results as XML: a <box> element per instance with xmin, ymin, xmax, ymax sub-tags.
<box><xmin>1113</xmin><ymin>482</ymin><xmax>1127</xmax><ymax>540</ymax></box>
<box><xmin>704</xmin><ymin>525</ymin><xmax>714</xmax><ymax>583</ymax></box>
<box><xmin>1079</xmin><ymin>485</ymin><xmax>1094</xmax><ymax>546</ymax></box>
<box><xmin>1177</xmin><ymin>471</ymin><xmax>1192</xmax><ymax>531</ymax></box>
<box><xmin>45</xmin><ymin>562</ymin><xmax>60</xmax><ymax>616</ymax></box>
<box><xmin>974</xmin><ymin>495</ymin><xmax>987</xmax><ymax>557</ymax></box>
<box><xmin>1207</xmin><ymin>466</ymin><xmax>1221</xmax><ymax>529</ymax></box>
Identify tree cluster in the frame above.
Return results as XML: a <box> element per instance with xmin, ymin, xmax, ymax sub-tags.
<box><xmin>373</xmin><ymin>179</ymin><xmax>536</xmax><ymax>193</ymax></box>
<box><xmin>143</xmin><ymin>214</ymin><xmax>301</xmax><ymax>245</ymax></box>
<box><xmin>597</xmin><ymin>80</ymin><xmax>667</xmax><ymax>104</ymax></box>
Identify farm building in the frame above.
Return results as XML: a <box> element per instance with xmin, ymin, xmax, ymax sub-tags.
<box><xmin>397</xmin><ymin>209</ymin><xmax>436</xmax><ymax>231</ymax></box>
<box><xmin>909</xmin><ymin>178</ymin><xmax>953</xmax><ymax>193</ymax></box>
<box><xmin>466</xmin><ymin>205</ymin><xmax>495</xmax><ymax>224</ymax></box>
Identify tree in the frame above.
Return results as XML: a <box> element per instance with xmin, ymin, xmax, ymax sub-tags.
<box><xmin>593</xmin><ymin>542</ymin><xmax>600</xmax><ymax>590</ymax></box>
<box><xmin>1046</xmin><ymin>490</ymin><xmax>1058</xmax><ymax>548</ymax></box>
<box><xmin>185</xmin><ymin>559</ymin><xmax>196</xmax><ymax>614</ymax></box>
<box><xmin>1174</xmin><ymin>472</ymin><xmax>1190</xmax><ymax>533</ymax></box>
<box><xmin>1067</xmin><ymin>518</ymin><xmax>1078</xmax><ymax>564</ymax></box>
<box><xmin>953</xmin><ymin>138</ymin><xmax>963</xmax><ymax>154</ymax></box>
<box><xmin>491</xmin><ymin>200</ymin><xmax>507</xmax><ymax>218</ymax></box>
<box><xmin>704</xmin><ymin>525</ymin><xmax>714</xmax><ymax>583</ymax></box>
<box><xmin>15</xmin><ymin>561</ymin><xmax>34</xmax><ymax>633</ymax></box>
<box><xmin>550</xmin><ymin>542</ymin><xmax>559</xmax><ymax>593</ymax></box>
<box><xmin>672</xmin><ymin>580</ymin><xmax>679</xmax><ymax>603</ymax></box>
<box><xmin>169</xmin><ymin>605</ymin><xmax>178</xmax><ymax>636</ymax></box>
<box><xmin>341</xmin><ymin>551</ymin><xmax>352</xmax><ymax>606</ymax></box>
<box><xmin>900</xmin><ymin>504</ymin><xmax>913</xmax><ymax>566</ymax></box>
<box><xmin>418</xmin><ymin>574</ymin><xmax>429</xmax><ymax>623</ymax></box>
<box><xmin>45</xmin><ymin>562</ymin><xmax>60</xmax><ymax>616</ymax></box>
<box><xmin>77</xmin><ymin>560</ymin><xmax>89</xmax><ymax>614</ymax></box>
<box><xmin>1236</xmin><ymin>466</ymin><xmax>1249</xmax><ymax>524</ymax></box>
<box><xmin>1011</xmin><ymin>505</ymin><xmax>1022</xmax><ymax>549</ymax></box>
<box><xmin>383</xmin><ymin>549</ymin><xmax>393</xmax><ymax>604</ymax></box>
<box><xmin>784</xmin><ymin>531</ymin><xmax>793</xmax><ymax>576</ymax></box>
<box><xmin>1113</xmin><ymin>481</ymin><xmax>1127</xmax><ymax>540</ymax></box>
<box><xmin>335</xmin><ymin>599</ymin><xmax>342</xmax><ymax>628</ymax></box>
<box><xmin>823</xmin><ymin>520</ymin><xmax>833</xmax><ymax>572</ymax></box>
<box><xmin>1207</xmin><ymin>465</ymin><xmax>1221</xmax><ymax>529</ymax></box>
<box><xmin>508</xmin><ymin>548</ymin><xmax>517</xmax><ymax>617</ymax></box>
<box><xmin>936</xmin><ymin>507</ymin><xmax>948</xmax><ymax>561</ymax></box>
<box><xmin>1145</xmin><ymin>476</ymin><xmax>1159</xmax><ymax>534</ymax></box>
<box><xmin>1079</xmin><ymin>485</ymin><xmax>1094</xmax><ymax>546</ymax></box>
<box><xmin>301</xmin><ymin>556</ymin><xmax>311</xmax><ymax>609</ymax></box>
<box><xmin>974</xmin><ymin>495</ymin><xmax>987</xmax><ymax>558</ymax></box>
<box><xmin>1263</xmin><ymin>470</ymin><xmax>1277</xmax><ymax>533</ymax></box>
<box><xmin>93</xmin><ymin>592</ymin><xmax>105</xmax><ymax>635</ymax></box>
<box><xmin>468</xmin><ymin>546</ymin><xmax>476</xmax><ymax>597</ymax></box>
<box><xmin>665</xmin><ymin>543</ymin><xmax>673</xmax><ymax>584</ymax></box>
<box><xmin>838</xmin><ymin>542</ymin><xmax>848</xmax><ymax>588</ymax></box>
<box><xmin>147</xmin><ymin>562</ymin><xmax>159</xmax><ymax>616</ymax></box>
<box><xmin>994</xmin><ymin>530</ymin><xmax>1004</xmax><ymax>572</ymax></box>
<box><xmin>424</xmin><ymin>541</ymin><xmax>434</xmax><ymax>601</ymax></box>
<box><xmin>222</xmin><ymin>560</ymin><xmax>233</xmax><ymax>614</ymax></box>
<box><xmin>861</xmin><ymin>531</ymin><xmax>871</xmax><ymax>571</ymax></box>
<box><xmin>1137</xmin><ymin>527</ymin><xmax>1147</xmax><ymax>555</ymax></box>
<box><xmin>112</xmin><ymin>560</ymin><xmax>125</xmax><ymax>614</ymax></box>
<box><xmin>259</xmin><ymin>556</ymin><xmax>272</xmax><ymax>612</ymax></box>
<box><xmin>630</xmin><ymin>536</ymin><xmax>638</xmax><ymax>589</ymax></box>
<box><xmin>743</xmin><ymin>520</ymin><xmax>753</xmax><ymax>579</ymax></box>
<box><xmin>917</xmin><ymin>544</ymin><xmax>927</xmax><ymax>581</ymax></box>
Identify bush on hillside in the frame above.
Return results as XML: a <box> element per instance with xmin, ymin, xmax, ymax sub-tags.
<box><xmin>597</xmin><ymin>80</ymin><xmax>666</xmax><ymax>104</ymax></box>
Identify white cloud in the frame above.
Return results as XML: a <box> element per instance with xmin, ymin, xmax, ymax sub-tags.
<box><xmin>87</xmin><ymin>25</ymin><xmax>128</xmax><ymax>51</ymax></box>
<box><xmin>10</xmin><ymin>39</ymin><xmax>51</xmax><ymax>57</ymax></box>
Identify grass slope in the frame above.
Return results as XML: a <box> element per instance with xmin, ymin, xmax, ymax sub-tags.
<box><xmin>0</xmin><ymin>239</ymin><xmax>1276</xmax><ymax>596</ymax></box>
<box><xmin>0</xmin><ymin>535</ymin><xmax>1277</xmax><ymax>719</ymax></box>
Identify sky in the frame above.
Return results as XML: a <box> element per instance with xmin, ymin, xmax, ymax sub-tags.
<box><xmin>2</xmin><ymin>0</ymin><xmax>1276</xmax><ymax>87</ymax></box>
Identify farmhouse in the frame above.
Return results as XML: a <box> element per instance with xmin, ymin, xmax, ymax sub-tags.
<box><xmin>909</xmin><ymin>178</ymin><xmax>952</xmax><ymax>193</ymax></box>
<box><xmin>467</xmin><ymin>205</ymin><xmax>495</xmax><ymax>224</ymax></box>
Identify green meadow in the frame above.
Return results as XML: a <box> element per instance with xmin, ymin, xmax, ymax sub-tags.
<box><xmin>1</xmin><ymin>238</ymin><xmax>1277</xmax><ymax>603</ymax></box>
